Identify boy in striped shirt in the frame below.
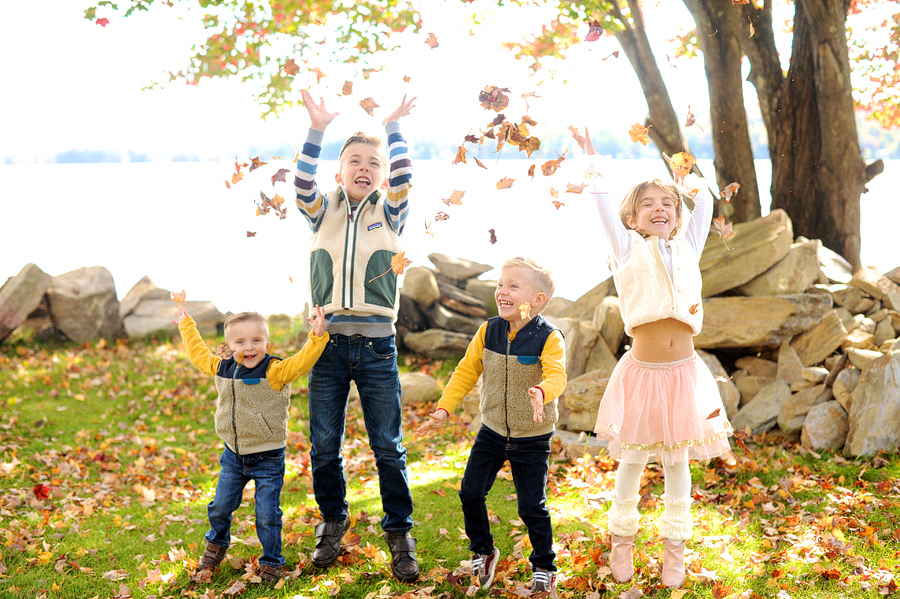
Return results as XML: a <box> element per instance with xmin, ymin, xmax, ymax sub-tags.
<box><xmin>293</xmin><ymin>90</ymin><xmax>419</xmax><ymax>583</ymax></box>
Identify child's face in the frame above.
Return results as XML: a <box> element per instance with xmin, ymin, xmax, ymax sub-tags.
<box><xmin>224</xmin><ymin>320</ymin><xmax>270</xmax><ymax>369</ymax></box>
<box><xmin>495</xmin><ymin>266</ymin><xmax>544</xmax><ymax>330</ymax></box>
<box><xmin>335</xmin><ymin>142</ymin><xmax>386</xmax><ymax>202</ymax></box>
<box><xmin>626</xmin><ymin>185</ymin><xmax>680</xmax><ymax>239</ymax></box>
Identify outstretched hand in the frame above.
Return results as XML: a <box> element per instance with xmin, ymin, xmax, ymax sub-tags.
<box><xmin>416</xmin><ymin>409</ymin><xmax>448</xmax><ymax>437</ymax></box>
<box><xmin>528</xmin><ymin>386</ymin><xmax>544</xmax><ymax>423</ymax></box>
<box><xmin>383</xmin><ymin>94</ymin><xmax>417</xmax><ymax>126</ymax></box>
<box><xmin>570</xmin><ymin>126</ymin><xmax>597</xmax><ymax>156</ymax></box>
<box><xmin>172</xmin><ymin>306</ymin><xmax>188</xmax><ymax>325</ymax></box>
<box><xmin>308</xmin><ymin>304</ymin><xmax>326</xmax><ymax>337</ymax></box>
<box><xmin>301</xmin><ymin>89</ymin><xmax>339</xmax><ymax>131</ymax></box>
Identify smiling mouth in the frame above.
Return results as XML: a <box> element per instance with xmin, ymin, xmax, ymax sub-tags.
<box><xmin>498</xmin><ymin>300</ymin><xmax>514</xmax><ymax>308</ymax></box>
<box><xmin>354</xmin><ymin>177</ymin><xmax>371</xmax><ymax>187</ymax></box>
<box><xmin>650</xmin><ymin>217</ymin><xmax>668</xmax><ymax>225</ymax></box>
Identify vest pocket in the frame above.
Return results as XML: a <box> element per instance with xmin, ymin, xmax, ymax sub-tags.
<box><xmin>364</xmin><ymin>250</ymin><xmax>397</xmax><ymax>309</ymax></box>
<box><xmin>310</xmin><ymin>249</ymin><xmax>334</xmax><ymax>307</ymax></box>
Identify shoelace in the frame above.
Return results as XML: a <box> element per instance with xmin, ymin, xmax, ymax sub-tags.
<box><xmin>471</xmin><ymin>555</ymin><xmax>485</xmax><ymax>575</ymax></box>
<box><xmin>532</xmin><ymin>571</ymin><xmax>551</xmax><ymax>586</ymax></box>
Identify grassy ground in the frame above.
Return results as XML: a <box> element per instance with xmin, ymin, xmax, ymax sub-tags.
<box><xmin>1</xmin><ymin>327</ymin><xmax>898</xmax><ymax>599</ymax></box>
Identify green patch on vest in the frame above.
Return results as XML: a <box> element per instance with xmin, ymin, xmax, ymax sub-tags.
<box><xmin>364</xmin><ymin>249</ymin><xmax>397</xmax><ymax>308</ymax></box>
<box><xmin>310</xmin><ymin>249</ymin><xmax>334</xmax><ymax>307</ymax></box>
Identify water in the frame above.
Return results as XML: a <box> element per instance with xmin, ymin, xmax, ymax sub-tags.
<box><xmin>0</xmin><ymin>159</ymin><xmax>893</xmax><ymax>317</ymax></box>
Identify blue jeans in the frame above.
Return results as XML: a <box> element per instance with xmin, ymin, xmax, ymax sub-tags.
<box><xmin>308</xmin><ymin>334</ymin><xmax>413</xmax><ymax>532</ymax></box>
<box><xmin>205</xmin><ymin>446</ymin><xmax>286</xmax><ymax>568</ymax></box>
<box><xmin>458</xmin><ymin>426</ymin><xmax>556</xmax><ymax>571</ymax></box>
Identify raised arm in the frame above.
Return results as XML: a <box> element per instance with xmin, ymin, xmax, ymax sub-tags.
<box><xmin>679</xmin><ymin>174</ymin><xmax>715</xmax><ymax>255</ymax></box>
<box><xmin>175</xmin><ymin>310</ymin><xmax>221</xmax><ymax>378</ymax></box>
<box><xmin>382</xmin><ymin>95</ymin><xmax>416</xmax><ymax>235</ymax></box>
<box><xmin>294</xmin><ymin>90</ymin><xmax>339</xmax><ymax>232</ymax></box>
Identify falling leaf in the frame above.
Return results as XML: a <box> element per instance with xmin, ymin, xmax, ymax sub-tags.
<box><xmin>669</xmin><ymin>151</ymin><xmax>696</xmax><ymax>181</ymax></box>
<box><xmin>684</xmin><ymin>106</ymin><xmax>704</xmax><ymax>131</ymax></box>
<box><xmin>488</xmin><ymin>229</ymin><xmax>497</xmax><ymax>244</ymax></box>
<box><xmin>442</xmin><ymin>190</ymin><xmax>465</xmax><ymax>206</ymax></box>
<box><xmin>33</xmin><ymin>484</ymin><xmax>50</xmax><ymax>499</ymax></box>
<box><xmin>629</xmin><ymin>123</ymin><xmax>651</xmax><ymax>145</ymax></box>
<box><xmin>713</xmin><ymin>216</ymin><xmax>734</xmax><ymax>250</ymax></box>
<box><xmin>403</xmin><ymin>75</ymin><xmax>411</xmax><ymax>83</ymax></box>
<box><xmin>249</xmin><ymin>156</ymin><xmax>268</xmax><ymax>172</ymax></box>
<box><xmin>452</xmin><ymin>145</ymin><xmax>467</xmax><ymax>165</ymax></box>
<box><xmin>435</xmin><ymin>211</ymin><xmax>450</xmax><ymax>221</ymax></box>
<box><xmin>171</xmin><ymin>290</ymin><xmax>186</xmax><ymax>303</ymax></box>
<box><xmin>215</xmin><ymin>343</ymin><xmax>234</xmax><ymax>360</ymax></box>
<box><xmin>601</xmin><ymin>51</ymin><xmax>620</xmax><ymax>60</ymax></box>
<box><xmin>551</xmin><ymin>200</ymin><xmax>564</xmax><ymax>210</ymax></box>
<box><xmin>518</xmin><ymin>303</ymin><xmax>531</xmax><ymax>319</ymax></box>
<box><xmin>733</xmin><ymin>0</ymin><xmax>750</xmax><ymax>3</ymax></box>
<box><xmin>689</xmin><ymin>303</ymin><xmax>700</xmax><ymax>315</ymax></box>
<box><xmin>521</xmin><ymin>91</ymin><xmax>539</xmax><ymax>111</ymax></box>
<box><xmin>425</xmin><ymin>32</ymin><xmax>439</xmax><ymax>48</ymax></box>
<box><xmin>479</xmin><ymin>85</ymin><xmax>510</xmax><ymax>112</ymax></box>
<box><xmin>541</xmin><ymin>149</ymin><xmax>568</xmax><ymax>176</ymax></box>
<box><xmin>424</xmin><ymin>220</ymin><xmax>435</xmax><ymax>237</ymax></box>
<box><xmin>528</xmin><ymin>164</ymin><xmax>535</xmax><ymax>178</ymax></box>
<box><xmin>231</xmin><ymin>172</ymin><xmax>244</xmax><ymax>185</ymax></box>
<box><xmin>748</xmin><ymin>15</ymin><xmax>756</xmax><ymax>37</ymax></box>
<box><xmin>246</xmin><ymin>231</ymin><xmax>256</xmax><ymax>237</ymax></box>
<box><xmin>706</xmin><ymin>408</ymin><xmax>721</xmax><ymax>420</ymax></box>
<box><xmin>733</xmin><ymin>429</ymin><xmax>751</xmax><ymax>453</ymax></box>
<box><xmin>288</xmin><ymin>276</ymin><xmax>293</xmax><ymax>283</ymax></box>
<box><xmin>474</xmin><ymin>157</ymin><xmax>488</xmax><ymax>169</ymax></box>
<box><xmin>271</xmin><ymin>168</ymin><xmax>290</xmax><ymax>186</ymax></box>
<box><xmin>496</xmin><ymin>177</ymin><xmax>514</xmax><ymax>189</ymax></box>
<box><xmin>566</xmin><ymin>183</ymin><xmax>587</xmax><ymax>194</ymax></box>
<box><xmin>721</xmin><ymin>182</ymin><xmax>741</xmax><ymax>202</ymax></box>
<box><xmin>223</xmin><ymin>179</ymin><xmax>232</xmax><ymax>189</ymax></box>
<box><xmin>359</xmin><ymin>97</ymin><xmax>379</xmax><ymax>116</ymax></box>
<box><xmin>283</xmin><ymin>58</ymin><xmax>300</xmax><ymax>75</ymax></box>
<box><xmin>464</xmin><ymin>133</ymin><xmax>483</xmax><ymax>144</ymax></box>
<box><xmin>550</xmin><ymin>188</ymin><xmax>559</xmax><ymax>198</ymax></box>
<box><xmin>369</xmin><ymin>252</ymin><xmax>412</xmax><ymax>283</ymax></box>
<box><xmin>490</xmin><ymin>114</ymin><xmax>506</xmax><ymax>127</ymax></box>
<box><xmin>584</xmin><ymin>20</ymin><xmax>603</xmax><ymax>42</ymax></box>
<box><xmin>310</xmin><ymin>66</ymin><xmax>325</xmax><ymax>82</ymax></box>
<box><xmin>257</xmin><ymin>191</ymin><xmax>287</xmax><ymax>220</ymax></box>
<box><xmin>96</xmin><ymin>17</ymin><xmax>110</xmax><ymax>27</ymax></box>
<box><xmin>519</xmin><ymin>136</ymin><xmax>541</xmax><ymax>157</ymax></box>
<box><xmin>341</xmin><ymin>80</ymin><xmax>353</xmax><ymax>96</ymax></box>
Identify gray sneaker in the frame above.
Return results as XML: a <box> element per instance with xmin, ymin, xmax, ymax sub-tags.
<box><xmin>471</xmin><ymin>547</ymin><xmax>500</xmax><ymax>590</ymax></box>
<box><xmin>531</xmin><ymin>567</ymin><xmax>557</xmax><ymax>595</ymax></box>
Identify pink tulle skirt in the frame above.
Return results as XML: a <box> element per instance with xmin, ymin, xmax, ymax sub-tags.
<box><xmin>594</xmin><ymin>351</ymin><xmax>733</xmax><ymax>465</ymax></box>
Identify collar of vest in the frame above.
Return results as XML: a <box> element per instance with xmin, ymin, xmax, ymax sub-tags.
<box><xmin>335</xmin><ymin>186</ymin><xmax>382</xmax><ymax>206</ymax></box>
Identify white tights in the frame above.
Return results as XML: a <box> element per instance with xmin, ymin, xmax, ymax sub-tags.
<box><xmin>608</xmin><ymin>458</ymin><xmax>693</xmax><ymax>541</ymax></box>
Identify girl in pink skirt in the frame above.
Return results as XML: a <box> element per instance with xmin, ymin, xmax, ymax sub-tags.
<box><xmin>572</xmin><ymin>127</ymin><xmax>733</xmax><ymax>588</ymax></box>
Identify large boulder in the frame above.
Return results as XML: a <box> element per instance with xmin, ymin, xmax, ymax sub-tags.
<box><xmin>695</xmin><ymin>293</ymin><xmax>832</xmax><ymax>349</ymax></box>
<box><xmin>697</xmin><ymin>349</ymin><xmax>740</xmax><ymax>418</ymax></box>
<box><xmin>428</xmin><ymin>253</ymin><xmax>493</xmax><ymax>281</ymax></box>
<box><xmin>399</xmin><ymin>372</ymin><xmax>439</xmax><ymax>405</ymax></box>
<box><xmin>0</xmin><ymin>263</ymin><xmax>52</xmax><ymax>343</ymax></box>
<box><xmin>832</xmin><ymin>367</ymin><xmax>860</xmax><ymax>412</ymax></box>
<box><xmin>700</xmin><ymin>209</ymin><xmax>793</xmax><ymax>297</ymax></box>
<box><xmin>437</xmin><ymin>281</ymin><xmax>488</xmax><ymax>319</ymax></box>
<box><xmin>397</xmin><ymin>295</ymin><xmax>428</xmax><ymax>333</ymax></box>
<box><xmin>817</xmin><ymin>244</ymin><xmax>854</xmax><ymax>284</ymax></box>
<box><xmin>561</xmin><ymin>371</ymin><xmax>610</xmax><ymax>432</ymax></box>
<box><xmin>730</xmin><ymin>380</ymin><xmax>791</xmax><ymax>434</ymax></box>
<box><xmin>48</xmin><ymin>266</ymin><xmax>123</xmax><ymax>342</ymax></box>
<box><xmin>739</xmin><ymin>239</ymin><xmax>820</xmax><ymax>296</ymax></box>
<box><xmin>801</xmin><ymin>401</ymin><xmax>849</xmax><ymax>452</ymax></box>
<box><xmin>594</xmin><ymin>296</ymin><xmax>625</xmax><ymax>355</ymax></box>
<box><xmin>120</xmin><ymin>275</ymin><xmax>171</xmax><ymax>318</ymax></box>
<box><xmin>403</xmin><ymin>329</ymin><xmax>471</xmax><ymax>358</ymax></box>
<box><xmin>125</xmin><ymin>299</ymin><xmax>223</xmax><ymax>337</ymax></box>
<box><xmin>400</xmin><ymin>267</ymin><xmax>441</xmax><ymax>309</ymax></box>
<box><xmin>790</xmin><ymin>309</ymin><xmax>849</xmax><ymax>366</ymax></box>
<box><xmin>844</xmin><ymin>351</ymin><xmax>900</xmax><ymax>457</ymax></box>
<box><xmin>465</xmin><ymin>279</ymin><xmax>499</xmax><ymax>319</ymax></box>
<box><xmin>544</xmin><ymin>297</ymin><xmax>574</xmax><ymax>318</ymax></box>
<box><xmin>553</xmin><ymin>429</ymin><xmax>609</xmax><ymax>461</ymax></box>
<box><xmin>850</xmin><ymin>265</ymin><xmax>900</xmax><ymax>301</ymax></box>
<box><xmin>426</xmin><ymin>302</ymin><xmax>483</xmax><ymax>335</ymax></box>
<box><xmin>777</xmin><ymin>384</ymin><xmax>833</xmax><ymax>434</ymax></box>
<box><xmin>559</xmin><ymin>277</ymin><xmax>616</xmax><ymax>322</ymax></box>
<box><xmin>545</xmin><ymin>316</ymin><xmax>599</xmax><ymax>379</ymax></box>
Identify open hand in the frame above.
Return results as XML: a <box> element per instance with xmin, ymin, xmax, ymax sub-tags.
<box><xmin>528</xmin><ymin>387</ymin><xmax>544</xmax><ymax>423</ymax></box>
<box><xmin>416</xmin><ymin>409</ymin><xmax>448</xmax><ymax>437</ymax></box>
<box><xmin>570</xmin><ymin>125</ymin><xmax>597</xmax><ymax>156</ymax></box>
<box><xmin>308</xmin><ymin>304</ymin><xmax>326</xmax><ymax>337</ymax></box>
<box><xmin>301</xmin><ymin>89</ymin><xmax>339</xmax><ymax>130</ymax></box>
<box><xmin>172</xmin><ymin>306</ymin><xmax>188</xmax><ymax>325</ymax></box>
<box><xmin>383</xmin><ymin>94</ymin><xmax>417</xmax><ymax>125</ymax></box>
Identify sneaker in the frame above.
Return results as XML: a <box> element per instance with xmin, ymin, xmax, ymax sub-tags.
<box><xmin>385</xmin><ymin>531</ymin><xmax>420</xmax><ymax>583</ymax></box>
<box><xmin>258</xmin><ymin>564</ymin><xmax>281</xmax><ymax>584</ymax></box>
<box><xmin>471</xmin><ymin>547</ymin><xmax>500</xmax><ymax>590</ymax></box>
<box><xmin>197</xmin><ymin>542</ymin><xmax>228</xmax><ymax>571</ymax></box>
<box><xmin>531</xmin><ymin>567</ymin><xmax>557</xmax><ymax>594</ymax></box>
<box><xmin>311</xmin><ymin>518</ymin><xmax>350</xmax><ymax>569</ymax></box>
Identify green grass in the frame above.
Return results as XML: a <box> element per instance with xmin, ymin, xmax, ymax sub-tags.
<box><xmin>1</xmin><ymin>331</ymin><xmax>898</xmax><ymax>598</ymax></box>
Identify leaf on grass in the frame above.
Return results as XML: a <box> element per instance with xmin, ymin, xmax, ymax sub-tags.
<box><xmin>488</xmin><ymin>229</ymin><xmax>497</xmax><ymax>245</ymax></box>
<box><xmin>359</xmin><ymin>97</ymin><xmax>379</xmax><ymax>116</ymax></box>
<box><xmin>283</xmin><ymin>58</ymin><xmax>300</xmax><ymax>75</ymax></box>
<box><xmin>712</xmin><ymin>583</ymin><xmax>733</xmax><ymax>599</ymax></box>
<box><xmin>684</xmin><ymin>105</ymin><xmax>704</xmax><ymax>131</ymax></box>
<box><xmin>33</xmin><ymin>483</ymin><xmax>50</xmax><ymax>499</ymax></box>
<box><xmin>341</xmin><ymin>80</ymin><xmax>353</xmax><ymax>96</ymax></box>
<box><xmin>496</xmin><ymin>177</ymin><xmax>514</xmax><ymax>189</ymax></box>
<box><xmin>479</xmin><ymin>85</ymin><xmax>510</xmax><ymax>112</ymax></box>
<box><xmin>721</xmin><ymin>182</ymin><xmax>740</xmax><ymax>202</ymax></box>
<box><xmin>541</xmin><ymin>149</ymin><xmax>568</xmax><ymax>176</ymax></box>
<box><xmin>246</xmin><ymin>231</ymin><xmax>256</xmax><ymax>237</ymax></box>
<box><xmin>223</xmin><ymin>580</ymin><xmax>246</xmax><ymax>596</ymax></box>
<box><xmin>442</xmin><ymin>190</ymin><xmax>465</xmax><ymax>206</ymax></box>
<box><xmin>474</xmin><ymin>156</ymin><xmax>488</xmax><ymax>169</ymax></box>
<box><xmin>171</xmin><ymin>290</ymin><xmax>186</xmax><ymax>303</ymax></box>
<box><xmin>585</xmin><ymin>20</ymin><xmax>603</xmax><ymax>42</ymax></box>
<box><xmin>271</xmin><ymin>168</ymin><xmax>290</xmax><ymax>186</ymax></box>
<box><xmin>669</xmin><ymin>151</ymin><xmax>696</xmax><ymax>181</ymax></box>
<box><xmin>566</xmin><ymin>183</ymin><xmax>586</xmax><ymax>194</ymax></box>
<box><xmin>103</xmin><ymin>569</ymin><xmax>129</xmax><ymax>581</ymax></box>
<box><xmin>425</xmin><ymin>32</ymin><xmax>439</xmax><ymax>48</ymax></box>
<box><xmin>689</xmin><ymin>303</ymin><xmax>700</xmax><ymax>315</ymax></box>
<box><xmin>249</xmin><ymin>156</ymin><xmax>268</xmax><ymax>172</ymax></box>
<box><xmin>551</xmin><ymin>200</ymin><xmax>564</xmax><ymax>210</ymax></box>
<box><xmin>452</xmin><ymin>145</ymin><xmax>467</xmax><ymax>165</ymax></box>
<box><xmin>706</xmin><ymin>408</ymin><xmax>721</xmax><ymax>420</ymax></box>
<box><xmin>629</xmin><ymin>123</ymin><xmax>651</xmax><ymax>145</ymax></box>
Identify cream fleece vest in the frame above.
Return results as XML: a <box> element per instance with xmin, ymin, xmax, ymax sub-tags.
<box><xmin>213</xmin><ymin>376</ymin><xmax>292</xmax><ymax>455</ymax></box>
<box><xmin>614</xmin><ymin>230</ymin><xmax>703</xmax><ymax>336</ymax></box>
<box><xmin>309</xmin><ymin>188</ymin><xmax>402</xmax><ymax>320</ymax></box>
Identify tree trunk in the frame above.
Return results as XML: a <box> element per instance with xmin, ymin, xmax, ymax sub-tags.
<box><xmin>684</xmin><ymin>0</ymin><xmax>761</xmax><ymax>222</ymax></box>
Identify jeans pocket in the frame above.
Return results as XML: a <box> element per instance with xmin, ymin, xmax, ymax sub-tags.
<box><xmin>367</xmin><ymin>336</ymin><xmax>397</xmax><ymax>360</ymax></box>
<box><xmin>320</xmin><ymin>338</ymin><xmax>338</xmax><ymax>357</ymax></box>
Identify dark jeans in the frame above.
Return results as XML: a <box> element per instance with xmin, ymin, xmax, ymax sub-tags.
<box><xmin>458</xmin><ymin>425</ymin><xmax>556</xmax><ymax>571</ymax></box>
<box><xmin>308</xmin><ymin>334</ymin><xmax>413</xmax><ymax>532</ymax></box>
<box><xmin>205</xmin><ymin>446</ymin><xmax>285</xmax><ymax>568</ymax></box>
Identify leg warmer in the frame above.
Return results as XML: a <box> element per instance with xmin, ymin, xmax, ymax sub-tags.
<box><xmin>608</xmin><ymin>497</ymin><xmax>641</xmax><ymax>538</ymax></box>
<box><xmin>658</xmin><ymin>498</ymin><xmax>693</xmax><ymax>542</ymax></box>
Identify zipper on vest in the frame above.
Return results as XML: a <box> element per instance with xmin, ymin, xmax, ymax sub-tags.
<box><xmin>504</xmin><ymin>335</ymin><xmax>511</xmax><ymax>440</ymax></box>
<box><xmin>342</xmin><ymin>201</ymin><xmax>354</xmax><ymax>308</ymax></box>
<box><xmin>230</xmin><ymin>364</ymin><xmax>241</xmax><ymax>456</ymax></box>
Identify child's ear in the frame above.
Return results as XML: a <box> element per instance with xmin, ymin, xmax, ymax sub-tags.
<box><xmin>266</xmin><ymin>341</ymin><xmax>272</xmax><ymax>352</ymax></box>
<box><xmin>335</xmin><ymin>172</ymin><xmax>343</xmax><ymax>185</ymax></box>
<box><xmin>380</xmin><ymin>178</ymin><xmax>389</xmax><ymax>190</ymax></box>
<box><xmin>624</xmin><ymin>214</ymin><xmax>636</xmax><ymax>229</ymax></box>
<box><xmin>532</xmin><ymin>292</ymin><xmax>548</xmax><ymax>310</ymax></box>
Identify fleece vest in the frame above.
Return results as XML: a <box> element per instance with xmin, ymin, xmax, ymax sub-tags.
<box><xmin>309</xmin><ymin>188</ymin><xmax>402</xmax><ymax>320</ymax></box>
<box><xmin>212</xmin><ymin>354</ymin><xmax>291</xmax><ymax>455</ymax></box>
<box><xmin>613</xmin><ymin>229</ymin><xmax>704</xmax><ymax>337</ymax></box>
<box><xmin>480</xmin><ymin>315</ymin><xmax>559</xmax><ymax>437</ymax></box>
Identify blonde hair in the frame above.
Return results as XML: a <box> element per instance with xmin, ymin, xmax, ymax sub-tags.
<box><xmin>502</xmin><ymin>257</ymin><xmax>556</xmax><ymax>309</ymax></box>
<box><xmin>223</xmin><ymin>312</ymin><xmax>269</xmax><ymax>335</ymax></box>
<box><xmin>339</xmin><ymin>131</ymin><xmax>385</xmax><ymax>168</ymax></box>
<box><xmin>619</xmin><ymin>178</ymin><xmax>684</xmax><ymax>239</ymax></box>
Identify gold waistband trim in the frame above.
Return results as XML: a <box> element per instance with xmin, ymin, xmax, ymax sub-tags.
<box><xmin>601</xmin><ymin>423</ymin><xmax>734</xmax><ymax>452</ymax></box>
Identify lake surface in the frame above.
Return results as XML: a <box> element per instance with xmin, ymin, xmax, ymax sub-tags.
<box><xmin>0</xmin><ymin>158</ymin><xmax>893</xmax><ymax>317</ymax></box>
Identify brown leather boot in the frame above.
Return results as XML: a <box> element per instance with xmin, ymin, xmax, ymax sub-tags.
<box><xmin>609</xmin><ymin>534</ymin><xmax>635</xmax><ymax>583</ymax></box>
<box><xmin>661</xmin><ymin>539</ymin><xmax>686</xmax><ymax>588</ymax></box>
<box><xmin>197</xmin><ymin>542</ymin><xmax>227</xmax><ymax>571</ymax></box>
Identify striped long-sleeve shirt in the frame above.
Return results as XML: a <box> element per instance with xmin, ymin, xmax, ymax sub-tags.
<box><xmin>293</xmin><ymin>121</ymin><xmax>413</xmax><ymax>234</ymax></box>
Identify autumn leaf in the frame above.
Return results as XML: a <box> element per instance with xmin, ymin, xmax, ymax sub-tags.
<box><xmin>424</xmin><ymin>220</ymin><xmax>435</xmax><ymax>237</ymax></box>
<box><xmin>518</xmin><ymin>303</ymin><xmax>531</xmax><ymax>320</ymax></box>
<box><xmin>435</xmin><ymin>211</ymin><xmax>450</xmax><ymax>221</ymax></box>
<box><xmin>551</xmin><ymin>200</ymin><xmax>564</xmax><ymax>210</ymax></box>
<box><xmin>223</xmin><ymin>580</ymin><xmax>246</xmax><ymax>596</ymax></box>
<box><xmin>669</xmin><ymin>151</ymin><xmax>696</xmax><ymax>181</ymax></box>
<box><xmin>541</xmin><ymin>149</ymin><xmax>568</xmax><ymax>176</ymax></box>
<box><xmin>171</xmin><ymin>290</ymin><xmax>186</xmax><ymax>303</ymax></box>
<box><xmin>496</xmin><ymin>177</ymin><xmax>514</xmax><ymax>189</ymax></box>
<box><xmin>566</xmin><ymin>183</ymin><xmax>586</xmax><ymax>194</ymax></box>
<box><xmin>442</xmin><ymin>190</ymin><xmax>465</xmax><ymax>206</ymax></box>
<box><xmin>685</xmin><ymin>105</ymin><xmax>704</xmax><ymax>131</ymax></box>
<box><xmin>283</xmin><ymin>58</ymin><xmax>300</xmax><ymax>75</ymax></box>
<box><xmin>425</xmin><ymin>32</ymin><xmax>439</xmax><ymax>48</ymax></box>
<box><xmin>215</xmin><ymin>343</ymin><xmax>234</xmax><ymax>360</ymax></box>
<box><xmin>629</xmin><ymin>123</ymin><xmax>651</xmax><ymax>145</ymax></box>
<box><xmin>488</xmin><ymin>229</ymin><xmax>497</xmax><ymax>244</ymax></box>
<box><xmin>713</xmin><ymin>215</ymin><xmax>734</xmax><ymax>250</ymax></box>
<box><xmin>689</xmin><ymin>303</ymin><xmax>700</xmax><ymax>315</ymax></box>
<box><xmin>520</xmin><ymin>137</ymin><xmax>541</xmax><ymax>157</ymax></box>
<box><xmin>452</xmin><ymin>145</ymin><xmax>467</xmax><ymax>165</ymax></box>
<box><xmin>249</xmin><ymin>156</ymin><xmax>268</xmax><ymax>172</ymax></box>
<box><xmin>721</xmin><ymin>182</ymin><xmax>741</xmax><ymax>202</ymax></box>
<box><xmin>257</xmin><ymin>191</ymin><xmax>287</xmax><ymax>219</ymax></box>
<box><xmin>341</xmin><ymin>80</ymin><xmax>353</xmax><ymax>96</ymax></box>
<box><xmin>271</xmin><ymin>168</ymin><xmax>290</xmax><ymax>186</ymax></box>
<box><xmin>521</xmin><ymin>115</ymin><xmax>538</xmax><ymax>127</ymax></box>
<box><xmin>246</xmin><ymin>231</ymin><xmax>256</xmax><ymax>237</ymax></box>
<box><xmin>528</xmin><ymin>165</ymin><xmax>535</xmax><ymax>178</ymax></box>
<box><xmin>733</xmin><ymin>0</ymin><xmax>750</xmax><ymax>3</ymax></box>
<box><xmin>550</xmin><ymin>188</ymin><xmax>559</xmax><ymax>198</ymax></box>
<box><xmin>403</xmin><ymin>75</ymin><xmax>411</xmax><ymax>83</ymax></box>
<box><xmin>521</xmin><ymin>91</ymin><xmax>539</xmax><ymax>111</ymax></box>
<box><xmin>712</xmin><ymin>582</ymin><xmax>733</xmax><ymax>598</ymax></box>
<box><xmin>96</xmin><ymin>17</ymin><xmax>110</xmax><ymax>27</ymax></box>
<box><xmin>368</xmin><ymin>252</ymin><xmax>412</xmax><ymax>283</ymax></box>
<box><xmin>479</xmin><ymin>85</ymin><xmax>510</xmax><ymax>112</ymax></box>
<box><xmin>33</xmin><ymin>484</ymin><xmax>50</xmax><ymax>499</ymax></box>
<box><xmin>601</xmin><ymin>51</ymin><xmax>620</xmax><ymax>60</ymax></box>
<box><xmin>474</xmin><ymin>157</ymin><xmax>488</xmax><ymax>169</ymax></box>
<box><xmin>464</xmin><ymin>133</ymin><xmax>483</xmax><ymax>144</ymax></box>
<box><xmin>584</xmin><ymin>20</ymin><xmax>603</xmax><ymax>42</ymax></box>
<box><xmin>359</xmin><ymin>97</ymin><xmax>379</xmax><ymax>116</ymax></box>
<box><xmin>490</xmin><ymin>114</ymin><xmax>506</xmax><ymax>127</ymax></box>
<box><xmin>231</xmin><ymin>172</ymin><xmax>244</xmax><ymax>185</ymax></box>
<box><xmin>223</xmin><ymin>179</ymin><xmax>232</xmax><ymax>189</ymax></box>
<box><xmin>706</xmin><ymin>408</ymin><xmax>721</xmax><ymax>420</ymax></box>
<box><xmin>732</xmin><ymin>429</ymin><xmax>751</xmax><ymax>453</ymax></box>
